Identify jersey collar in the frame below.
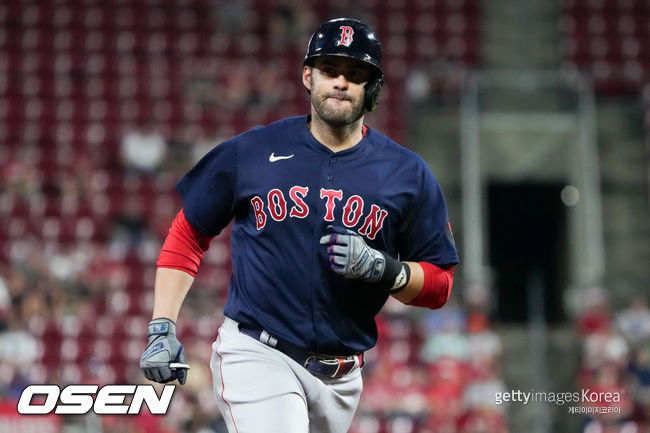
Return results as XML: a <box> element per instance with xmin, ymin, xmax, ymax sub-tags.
<box><xmin>292</xmin><ymin>115</ymin><xmax>371</xmax><ymax>157</ymax></box>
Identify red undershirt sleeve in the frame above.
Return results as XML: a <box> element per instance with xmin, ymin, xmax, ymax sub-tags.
<box><xmin>407</xmin><ymin>263</ymin><xmax>455</xmax><ymax>309</ymax></box>
<box><xmin>156</xmin><ymin>209</ymin><xmax>214</xmax><ymax>277</ymax></box>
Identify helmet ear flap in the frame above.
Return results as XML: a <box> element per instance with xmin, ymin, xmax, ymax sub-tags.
<box><xmin>364</xmin><ymin>77</ymin><xmax>383</xmax><ymax>112</ymax></box>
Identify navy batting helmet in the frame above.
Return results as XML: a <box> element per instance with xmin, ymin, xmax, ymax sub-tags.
<box><xmin>304</xmin><ymin>18</ymin><xmax>384</xmax><ymax>112</ymax></box>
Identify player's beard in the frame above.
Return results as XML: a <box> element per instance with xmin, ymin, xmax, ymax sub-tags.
<box><xmin>310</xmin><ymin>80</ymin><xmax>365</xmax><ymax>127</ymax></box>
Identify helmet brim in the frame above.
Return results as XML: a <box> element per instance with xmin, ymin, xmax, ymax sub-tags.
<box><xmin>304</xmin><ymin>53</ymin><xmax>383</xmax><ymax>79</ymax></box>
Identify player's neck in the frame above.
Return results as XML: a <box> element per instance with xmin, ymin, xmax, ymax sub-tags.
<box><xmin>308</xmin><ymin>113</ymin><xmax>364</xmax><ymax>153</ymax></box>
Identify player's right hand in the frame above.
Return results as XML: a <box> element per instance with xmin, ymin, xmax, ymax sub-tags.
<box><xmin>319</xmin><ymin>225</ymin><xmax>386</xmax><ymax>283</ymax></box>
<box><xmin>140</xmin><ymin>318</ymin><xmax>190</xmax><ymax>385</ymax></box>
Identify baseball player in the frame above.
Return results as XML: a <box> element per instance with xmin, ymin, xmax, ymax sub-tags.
<box><xmin>140</xmin><ymin>18</ymin><xmax>459</xmax><ymax>433</ymax></box>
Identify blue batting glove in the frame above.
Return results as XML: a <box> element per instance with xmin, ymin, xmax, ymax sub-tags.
<box><xmin>319</xmin><ymin>225</ymin><xmax>386</xmax><ymax>283</ymax></box>
<box><xmin>140</xmin><ymin>318</ymin><xmax>190</xmax><ymax>385</ymax></box>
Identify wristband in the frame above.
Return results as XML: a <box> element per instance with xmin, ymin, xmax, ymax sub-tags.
<box><xmin>389</xmin><ymin>263</ymin><xmax>411</xmax><ymax>294</ymax></box>
<box><xmin>148</xmin><ymin>318</ymin><xmax>176</xmax><ymax>336</ymax></box>
<box><xmin>378</xmin><ymin>253</ymin><xmax>411</xmax><ymax>293</ymax></box>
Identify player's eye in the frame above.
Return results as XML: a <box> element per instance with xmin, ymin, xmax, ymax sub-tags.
<box><xmin>322</xmin><ymin>66</ymin><xmax>339</xmax><ymax>77</ymax></box>
<box><xmin>346</xmin><ymin>70</ymin><xmax>368</xmax><ymax>83</ymax></box>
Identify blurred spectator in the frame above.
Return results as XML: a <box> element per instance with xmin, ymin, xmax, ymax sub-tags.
<box><xmin>0</xmin><ymin>314</ymin><xmax>39</xmax><ymax>367</ymax></box>
<box><xmin>421</xmin><ymin>327</ymin><xmax>469</xmax><ymax>363</ymax></box>
<box><xmin>577</xmin><ymin>287</ymin><xmax>612</xmax><ymax>337</ymax></box>
<box><xmin>462</xmin><ymin>360</ymin><xmax>507</xmax><ymax>411</ymax></box>
<box><xmin>78</xmin><ymin>245</ymin><xmax>130</xmax><ymax>296</ymax></box>
<box><xmin>357</xmin><ymin>357</ymin><xmax>399</xmax><ymax>414</ymax></box>
<box><xmin>0</xmin><ymin>305</ymin><xmax>40</xmax><ymax>399</ymax></box>
<box><xmin>583</xmin><ymin>322</ymin><xmax>630</xmax><ymax>371</ymax></box>
<box><xmin>456</xmin><ymin>407</ymin><xmax>508</xmax><ymax>433</ymax></box>
<box><xmin>420</xmin><ymin>303</ymin><xmax>469</xmax><ymax>363</ymax></box>
<box><xmin>166</xmin><ymin>125</ymin><xmax>202</xmax><ymax>177</ymax></box>
<box><xmin>221</xmin><ymin>60</ymin><xmax>256</xmax><ymax>111</ymax></box>
<box><xmin>616</xmin><ymin>296</ymin><xmax>650</xmax><ymax>345</ymax></box>
<box><xmin>464</xmin><ymin>283</ymin><xmax>493</xmax><ymax>312</ymax></box>
<box><xmin>267</xmin><ymin>2</ymin><xmax>299</xmax><ymax>52</ymax></box>
<box><xmin>425</xmin><ymin>358</ymin><xmax>468</xmax><ymax>427</ymax></box>
<box><xmin>329</xmin><ymin>0</ymin><xmax>369</xmax><ymax>25</ymax></box>
<box><xmin>629</xmin><ymin>346</ymin><xmax>650</xmax><ymax>394</ymax></box>
<box><xmin>292</xmin><ymin>2</ymin><xmax>317</xmax><ymax>42</ymax></box>
<box><xmin>47</xmin><ymin>244</ymin><xmax>93</xmax><ymax>284</ymax></box>
<box><xmin>120</xmin><ymin>123</ymin><xmax>168</xmax><ymax>175</ymax></box>
<box><xmin>405</xmin><ymin>67</ymin><xmax>431</xmax><ymax>104</ymax></box>
<box><xmin>456</xmin><ymin>358</ymin><xmax>508</xmax><ymax>433</ymax></box>
<box><xmin>108</xmin><ymin>197</ymin><xmax>160</xmax><ymax>262</ymax></box>
<box><xmin>626</xmin><ymin>348</ymin><xmax>650</xmax><ymax>433</ymax></box>
<box><xmin>112</xmin><ymin>198</ymin><xmax>148</xmax><ymax>241</ymax></box>
<box><xmin>406</xmin><ymin>55</ymin><xmax>466</xmax><ymax>106</ymax></box>
<box><xmin>419</xmin><ymin>301</ymin><xmax>466</xmax><ymax>336</ymax></box>
<box><xmin>573</xmin><ymin>290</ymin><xmax>650</xmax><ymax>432</ymax></box>
<box><xmin>183</xmin><ymin>62</ymin><xmax>222</xmax><ymax>110</ymax></box>
<box><xmin>466</xmin><ymin>312</ymin><xmax>503</xmax><ymax>361</ymax></box>
<box><xmin>2</xmin><ymin>160</ymin><xmax>43</xmax><ymax>203</ymax></box>
<box><xmin>249</xmin><ymin>60</ymin><xmax>289</xmax><ymax>114</ymax></box>
<box><xmin>581</xmin><ymin>364</ymin><xmax>634</xmax><ymax>432</ymax></box>
<box><xmin>583</xmin><ymin>324</ymin><xmax>629</xmax><ymax>370</ymax></box>
<box><xmin>0</xmin><ymin>275</ymin><xmax>9</xmax><ymax>326</ymax></box>
<box><xmin>212</xmin><ymin>0</ymin><xmax>253</xmax><ymax>36</ymax></box>
<box><xmin>265</xmin><ymin>1</ymin><xmax>315</xmax><ymax>52</ymax></box>
<box><xmin>193</xmin><ymin>127</ymin><xmax>230</xmax><ymax>163</ymax></box>
<box><xmin>102</xmin><ymin>412</ymin><xmax>176</xmax><ymax>433</ymax></box>
<box><xmin>630</xmin><ymin>388</ymin><xmax>650</xmax><ymax>431</ymax></box>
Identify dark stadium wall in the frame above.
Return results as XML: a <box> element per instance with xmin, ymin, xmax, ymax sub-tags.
<box><xmin>488</xmin><ymin>181</ymin><xmax>569</xmax><ymax>324</ymax></box>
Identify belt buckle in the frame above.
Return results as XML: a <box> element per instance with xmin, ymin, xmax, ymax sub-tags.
<box><xmin>303</xmin><ymin>354</ymin><xmax>323</xmax><ymax>373</ymax></box>
<box><xmin>304</xmin><ymin>355</ymin><xmax>357</xmax><ymax>379</ymax></box>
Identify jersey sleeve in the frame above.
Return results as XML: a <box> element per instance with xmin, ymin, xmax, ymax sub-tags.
<box><xmin>398</xmin><ymin>161</ymin><xmax>459</xmax><ymax>265</ymax></box>
<box><xmin>175</xmin><ymin>139</ymin><xmax>238</xmax><ymax>236</ymax></box>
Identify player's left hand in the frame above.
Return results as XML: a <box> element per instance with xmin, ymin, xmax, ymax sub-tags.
<box><xmin>140</xmin><ymin>318</ymin><xmax>190</xmax><ymax>385</ymax></box>
<box><xmin>319</xmin><ymin>225</ymin><xmax>386</xmax><ymax>283</ymax></box>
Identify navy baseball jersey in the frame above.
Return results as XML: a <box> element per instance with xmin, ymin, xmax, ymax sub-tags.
<box><xmin>176</xmin><ymin>115</ymin><xmax>459</xmax><ymax>355</ymax></box>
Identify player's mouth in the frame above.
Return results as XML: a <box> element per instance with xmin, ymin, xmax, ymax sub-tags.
<box><xmin>326</xmin><ymin>92</ymin><xmax>351</xmax><ymax>102</ymax></box>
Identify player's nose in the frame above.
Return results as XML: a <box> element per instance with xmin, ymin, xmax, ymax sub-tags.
<box><xmin>332</xmin><ymin>73</ymin><xmax>349</xmax><ymax>90</ymax></box>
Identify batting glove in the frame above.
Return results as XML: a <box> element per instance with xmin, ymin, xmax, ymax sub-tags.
<box><xmin>140</xmin><ymin>318</ymin><xmax>190</xmax><ymax>385</ymax></box>
<box><xmin>320</xmin><ymin>225</ymin><xmax>410</xmax><ymax>293</ymax></box>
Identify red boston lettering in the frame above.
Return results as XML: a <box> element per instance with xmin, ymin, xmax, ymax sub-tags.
<box><xmin>251</xmin><ymin>196</ymin><xmax>267</xmax><ymax>230</ymax></box>
<box><xmin>342</xmin><ymin>195</ymin><xmax>364</xmax><ymax>228</ymax></box>
<box><xmin>289</xmin><ymin>186</ymin><xmax>310</xmax><ymax>219</ymax></box>
<box><xmin>358</xmin><ymin>204</ymin><xmax>388</xmax><ymax>240</ymax></box>
<box><xmin>320</xmin><ymin>188</ymin><xmax>343</xmax><ymax>222</ymax></box>
<box><xmin>267</xmin><ymin>189</ymin><xmax>288</xmax><ymax>221</ymax></box>
<box><xmin>253</xmin><ymin>186</ymin><xmax>387</xmax><ymax>239</ymax></box>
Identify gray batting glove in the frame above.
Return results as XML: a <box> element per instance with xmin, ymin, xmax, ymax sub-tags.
<box><xmin>319</xmin><ymin>225</ymin><xmax>386</xmax><ymax>283</ymax></box>
<box><xmin>140</xmin><ymin>318</ymin><xmax>190</xmax><ymax>385</ymax></box>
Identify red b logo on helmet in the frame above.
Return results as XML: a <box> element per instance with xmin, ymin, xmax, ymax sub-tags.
<box><xmin>337</xmin><ymin>26</ymin><xmax>354</xmax><ymax>47</ymax></box>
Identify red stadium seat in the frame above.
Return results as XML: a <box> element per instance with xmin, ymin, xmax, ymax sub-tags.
<box><xmin>561</xmin><ymin>0</ymin><xmax>649</xmax><ymax>94</ymax></box>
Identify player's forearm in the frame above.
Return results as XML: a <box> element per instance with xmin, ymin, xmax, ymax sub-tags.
<box><xmin>393</xmin><ymin>262</ymin><xmax>455</xmax><ymax>309</ymax></box>
<box><xmin>390</xmin><ymin>262</ymin><xmax>424</xmax><ymax>304</ymax></box>
<box><xmin>152</xmin><ymin>267</ymin><xmax>195</xmax><ymax>322</ymax></box>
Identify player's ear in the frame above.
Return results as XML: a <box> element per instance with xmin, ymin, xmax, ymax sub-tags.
<box><xmin>302</xmin><ymin>66</ymin><xmax>312</xmax><ymax>94</ymax></box>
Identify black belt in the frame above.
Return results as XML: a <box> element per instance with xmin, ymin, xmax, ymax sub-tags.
<box><xmin>238</xmin><ymin>326</ymin><xmax>363</xmax><ymax>379</ymax></box>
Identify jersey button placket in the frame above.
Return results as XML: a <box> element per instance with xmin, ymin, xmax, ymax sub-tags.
<box><xmin>327</xmin><ymin>158</ymin><xmax>335</xmax><ymax>181</ymax></box>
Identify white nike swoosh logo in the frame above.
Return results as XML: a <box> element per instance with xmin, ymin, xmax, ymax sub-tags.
<box><xmin>269</xmin><ymin>153</ymin><xmax>294</xmax><ymax>162</ymax></box>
